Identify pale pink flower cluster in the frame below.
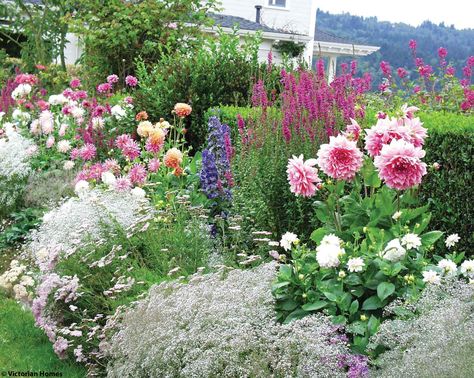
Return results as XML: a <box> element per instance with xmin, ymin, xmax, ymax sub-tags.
<box><xmin>286</xmin><ymin>155</ymin><xmax>321</xmax><ymax>197</ymax></box>
<box><xmin>316</xmin><ymin>135</ymin><xmax>363</xmax><ymax>180</ymax></box>
<box><xmin>365</xmin><ymin>105</ymin><xmax>427</xmax><ymax>157</ymax></box>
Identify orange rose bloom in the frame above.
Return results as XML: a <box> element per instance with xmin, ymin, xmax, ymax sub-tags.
<box><xmin>164</xmin><ymin>147</ymin><xmax>183</xmax><ymax>169</ymax></box>
<box><xmin>173</xmin><ymin>103</ymin><xmax>192</xmax><ymax>118</ymax></box>
<box><xmin>135</xmin><ymin>111</ymin><xmax>148</xmax><ymax>121</ymax></box>
<box><xmin>173</xmin><ymin>166</ymin><xmax>184</xmax><ymax>177</ymax></box>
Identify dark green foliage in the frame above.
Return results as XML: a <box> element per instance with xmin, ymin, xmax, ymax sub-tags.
<box><xmin>417</xmin><ymin>112</ymin><xmax>474</xmax><ymax>255</ymax></box>
<box><xmin>0</xmin><ymin>208</ymin><xmax>43</xmax><ymax>250</ymax></box>
<box><xmin>134</xmin><ymin>30</ymin><xmax>262</xmax><ymax>151</ymax></box>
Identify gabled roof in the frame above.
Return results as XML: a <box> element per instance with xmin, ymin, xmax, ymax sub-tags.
<box><xmin>315</xmin><ymin>29</ymin><xmax>360</xmax><ymax>44</ymax></box>
<box><xmin>209</xmin><ymin>13</ymin><xmax>298</xmax><ymax>36</ymax></box>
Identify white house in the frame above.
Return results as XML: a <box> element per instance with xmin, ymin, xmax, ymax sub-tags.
<box><xmin>208</xmin><ymin>0</ymin><xmax>380</xmax><ymax>81</ymax></box>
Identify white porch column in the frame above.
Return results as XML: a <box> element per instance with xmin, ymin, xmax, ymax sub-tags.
<box><xmin>328</xmin><ymin>55</ymin><xmax>337</xmax><ymax>83</ymax></box>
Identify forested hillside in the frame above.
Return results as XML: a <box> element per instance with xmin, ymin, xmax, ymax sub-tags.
<box><xmin>317</xmin><ymin>9</ymin><xmax>474</xmax><ymax>85</ymax></box>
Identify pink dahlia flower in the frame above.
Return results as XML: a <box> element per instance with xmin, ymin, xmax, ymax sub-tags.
<box><xmin>121</xmin><ymin>140</ymin><xmax>141</xmax><ymax>160</ymax></box>
<box><xmin>114</xmin><ymin>176</ymin><xmax>132</xmax><ymax>192</ymax></box>
<box><xmin>364</xmin><ymin>118</ymin><xmax>410</xmax><ymax>157</ymax></box>
<box><xmin>125</xmin><ymin>75</ymin><xmax>138</xmax><ymax>87</ymax></box>
<box><xmin>70</xmin><ymin>78</ymin><xmax>81</xmax><ymax>88</ymax></box>
<box><xmin>128</xmin><ymin>163</ymin><xmax>147</xmax><ymax>185</ymax></box>
<box><xmin>103</xmin><ymin>159</ymin><xmax>121</xmax><ymax>174</ymax></box>
<box><xmin>374</xmin><ymin>139</ymin><xmax>427</xmax><ymax>190</ymax></box>
<box><xmin>343</xmin><ymin>118</ymin><xmax>362</xmax><ymax>141</ymax></box>
<box><xmin>79</xmin><ymin>143</ymin><xmax>97</xmax><ymax>161</ymax></box>
<box><xmin>287</xmin><ymin>155</ymin><xmax>321</xmax><ymax>197</ymax></box>
<box><xmin>148</xmin><ymin>158</ymin><xmax>161</xmax><ymax>173</ymax></box>
<box><xmin>404</xmin><ymin>117</ymin><xmax>427</xmax><ymax>147</ymax></box>
<box><xmin>316</xmin><ymin>135</ymin><xmax>363</xmax><ymax>180</ymax></box>
<box><xmin>107</xmin><ymin>74</ymin><xmax>119</xmax><ymax>84</ymax></box>
<box><xmin>115</xmin><ymin>134</ymin><xmax>133</xmax><ymax>149</ymax></box>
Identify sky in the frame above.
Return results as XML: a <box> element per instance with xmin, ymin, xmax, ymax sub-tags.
<box><xmin>317</xmin><ymin>0</ymin><xmax>474</xmax><ymax>30</ymax></box>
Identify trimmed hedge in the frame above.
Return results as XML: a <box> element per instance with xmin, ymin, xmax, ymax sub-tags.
<box><xmin>214</xmin><ymin>106</ymin><xmax>474</xmax><ymax>255</ymax></box>
<box><xmin>417</xmin><ymin>112</ymin><xmax>474</xmax><ymax>254</ymax></box>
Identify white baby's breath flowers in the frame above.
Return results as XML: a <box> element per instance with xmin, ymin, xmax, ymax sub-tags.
<box><xmin>422</xmin><ymin>270</ymin><xmax>441</xmax><ymax>285</ymax></box>
<box><xmin>280</xmin><ymin>232</ymin><xmax>299</xmax><ymax>251</ymax></box>
<box><xmin>401</xmin><ymin>233</ymin><xmax>422</xmax><ymax>250</ymax></box>
<box><xmin>131</xmin><ymin>187</ymin><xmax>146</xmax><ymax>199</ymax></box>
<box><xmin>74</xmin><ymin>180</ymin><xmax>90</xmax><ymax>197</ymax></box>
<box><xmin>392</xmin><ymin>211</ymin><xmax>402</xmax><ymax>221</ymax></box>
<box><xmin>57</xmin><ymin>140</ymin><xmax>72</xmax><ymax>153</ymax></box>
<box><xmin>460</xmin><ymin>260</ymin><xmax>474</xmax><ymax>277</ymax></box>
<box><xmin>382</xmin><ymin>239</ymin><xmax>407</xmax><ymax>262</ymax></box>
<box><xmin>63</xmin><ymin>160</ymin><xmax>75</xmax><ymax>170</ymax></box>
<box><xmin>445</xmin><ymin>234</ymin><xmax>460</xmax><ymax>249</ymax></box>
<box><xmin>101</xmin><ymin>171</ymin><xmax>116</xmax><ymax>187</ymax></box>
<box><xmin>347</xmin><ymin>257</ymin><xmax>365</xmax><ymax>272</ymax></box>
<box><xmin>438</xmin><ymin>259</ymin><xmax>457</xmax><ymax>276</ymax></box>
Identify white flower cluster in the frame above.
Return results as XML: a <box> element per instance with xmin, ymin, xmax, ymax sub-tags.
<box><xmin>371</xmin><ymin>280</ymin><xmax>474</xmax><ymax>377</ymax></box>
<box><xmin>381</xmin><ymin>239</ymin><xmax>406</xmax><ymax>262</ymax></box>
<box><xmin>0</xmin><ymin>128</ymin><xmax>35</xmax><ymax>179</ymax></box>
<box><xmin>105</xmin><ymin>263</ymin><xmax>350</xmax><ymax>377</ymax></box>
<box><xmin>279</xmin><ymin>231</ymin><xmax>299</xmax><ymax>251</ymax></box>
<box><xmin>28</xmin><ymin>189</ymin><xmax>150</xmax><ymax>260</ymax></box>
<box><xmin>316</xmin><ymin>234</ymin><xmax>345</xmax><ymax>268</ymax></box>
<box><xmin>11</xmin><ymin>83</ymin><xmax>32</xmax><ymax>100</ymax></box>
<box><xmin>0</xmin><ymin>260</ymin><xmax>35</xmax><ymax>301</ymax></box>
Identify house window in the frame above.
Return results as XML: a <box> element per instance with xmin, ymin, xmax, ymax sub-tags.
<box><xmin>268</xmin><ymin>0</ymin><xmax>287</xmax><ymax>8</ymax></box>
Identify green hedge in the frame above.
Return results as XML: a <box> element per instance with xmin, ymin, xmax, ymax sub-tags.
<box><xmin>417</xmin><ymin>112</ymin><xmax>474</xmax><ymax>254</ymax></box>
<box><xmin>214</xmin><ymin>106</ymin><xmax>474</xmax><ymax>255</ymax></box>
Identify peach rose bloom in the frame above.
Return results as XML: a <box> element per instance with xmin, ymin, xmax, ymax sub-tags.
<box><xmin>164</xmin><ymin>147</ymin><xmax>183</xmax><ymax>169</ymax></box>
<box><xmin>173</xmin><ymin>103</ymin><xmax>192</xmax><ymax>118</ymax></box>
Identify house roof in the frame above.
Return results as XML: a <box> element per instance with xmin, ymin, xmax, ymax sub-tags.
<box><xmin>315</xmin><ymin>29</ymin><xmax>360</xmax><ymax>44</ymax></box>
<box><xmin>209</xmin><ymin>13</ymin><xmax>297</xmax><ymax>35</ymax></box>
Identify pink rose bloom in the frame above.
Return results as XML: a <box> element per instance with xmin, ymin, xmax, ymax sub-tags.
<box><xmin>70</xmin><ymin>78</ymin><xmax>81</xmax><ymax>88</ymax></box>
<box><xmin>128</xmin><ymin>163</ymin><xmax>147</xmax><ymax>185</ymax></box>
<box><xmin>97</xmin><ymin>82</ymin><xmax>112</xmax><ymax>93</ymax></box>
<box><xmin>125</xmin><ymin>75</ymin><xmax>138</xmax><ymax>87</ymax></box>
<box><xmin>107</xmin><ymin>74</ymin><xmax>119</xmax><ymax>84</ymax></box>
<box><xmin>343</xmin><ymin>118</ymin><xmax>361</xmax><ymax>141</ymax></box>
<box><xmin>148</xmin><ymin>158</ymin><xmax>161</xmax><ymax>172</ymax></box>
<box><xmin>46</xmin><ymin>136</ymin><xmax>55</xmax><ymax>148</ymax></box>
<box><xmin>404</xmin><ymin>118</ymin><xmax>427</xmax><ymax>147</ymax></box>
<box><xmin>316</xmin><ymin>135</ymin><xmax>364</xmax><ymax>180</ymax></box>
<box><xmin>287</xmin><ymin>155</ymin><xmax>321</xmax><ymax>197</ymax></box>
<box><xmin>374</xmin><ymin>139</ymin><xmax>427</xmax><ymax>190</ymax></box>
<box><xmin>79</xmin><ymin>143</ymin><xmax>97</xmax><ymax>161</ymax></box>
<box><xmin>37</xmin><ymin>99</ymin><xmax>50</xmax><ymax>111</ymax></box>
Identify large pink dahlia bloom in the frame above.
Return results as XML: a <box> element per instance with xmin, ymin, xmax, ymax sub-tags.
<box><xmin>374</xmin><ymin>139</ymin><xmax>427</xmax><ymax>190</ymax></box>
<box><xmin>287</xmin><ymin>155</ymin><xmax>321</xmax><ymax>197</ymax></box>
<box><xmin>316</xmin><ymin>135</ymin><xmax>363</xmax><ymax>180</ymax></box>
<box><xmin>365</xmin><ymin>118</ymin><xmax>410</xmax><ymax>157</ymax></box>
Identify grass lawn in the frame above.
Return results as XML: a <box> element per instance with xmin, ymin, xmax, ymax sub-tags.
<box><xmin>0</xmin><ymin>294</ymin><xmax>85</xmax><ymax>377</ymax></box>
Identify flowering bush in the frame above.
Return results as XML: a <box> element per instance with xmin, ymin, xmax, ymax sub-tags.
<box><xmin>272</xmin><ymin>105</ymin><xmax>471</xmax><ymax>353</ymax></box>
<box><xmin>105</xmin><ymin>263</ymin><xmax>359</xmax><ymax>377</ymax></box>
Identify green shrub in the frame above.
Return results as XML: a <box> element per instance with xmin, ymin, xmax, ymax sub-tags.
<box><xmin>417</xmin><ymin>111</ymin><xmax>474</xmax><ymax>255</ymax></box>
<box><xmin>134</xmin><ymin>30</ymin><xmax>263</xmax><ymax>150</ymax></box>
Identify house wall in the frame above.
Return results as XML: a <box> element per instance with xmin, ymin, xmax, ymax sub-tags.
<box><xmin>218</xmin><ymin>0</ymin><xmax>317</xmax><ymax>64</ymax></box>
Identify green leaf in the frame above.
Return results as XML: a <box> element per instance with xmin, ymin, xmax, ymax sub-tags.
<box><xmin>377</xmin><ymin>282</ymin><xmax>395</xmax><ymax>301</ymax></box>
<box><xmin>362</xmin><ymin>295</ymin><xmax>383</xmax><ymax>310</ymax></box>
<box><xmin>349</xmin><ymin>299</ymin><xmax>359</xmax><ymax>315</ymax></box>
<box><xmin>323</xmin><ymin>291</ymin><xmax>338</xmax><ymax>302</ymax></box>
<box><xmin>283</xmin><ymin>309</ymin><xmax>309</xmax><ymax>324</ymax></box>
<box><xmin>421</xmin><ymin>231</ymin><xmax>443</xmax><ymax>247</ymax></box>
<box><xmin>310</xmin><ymin>228</ymin><xmax>327</xmax><ymax>244</ymax></box>
<box><xmin>280</xmin><ymin>299</ymin><xmax>298</xmax><ymax>311</ymax></box>
<box><xmin>367</xmin><ymin>315</ymin><xmax>380</xmax><ymax>336</ymax></box>
<box><xmin>278</xmin><ymin>265</ymin><xmax>293</xmax><ymax>280</ymax></box>
<box><xmin>339</xmin><ymin>292</ymin><xmax>352</xmax><ymax>311</ymax></box>
<box><xmin>271</xmin><ymin>281</ymin><xmax>290</xmax><ymax>291</ymax></box>
<box><xmin>331</xmin><ymin>315</ymin><xmax>347</xmax><ymax>324</ymax></box>
<box><xmin>302</xmin><ymin>301</ymin><xmax>327</xmax><ymax>311</ymax></box>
